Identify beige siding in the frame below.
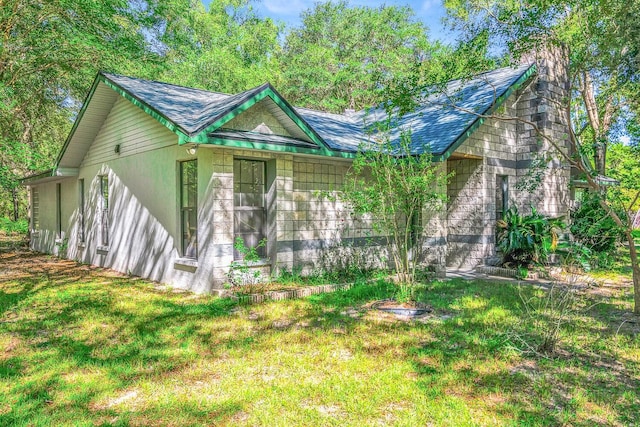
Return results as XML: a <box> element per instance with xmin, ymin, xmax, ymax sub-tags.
<box><xmin>223</xmin><ymin>98</ymin><xmax>293</xmax><ymax>136</ymax></box>
<box><xmin>81</xmin><ymin>97</ymin><xmax>176</xmax><ymax>167</ymax></box>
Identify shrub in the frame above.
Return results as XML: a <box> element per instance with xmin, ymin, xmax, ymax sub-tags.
<box><xmin>226</xmin><ymin>237</ymin><xmax>269</xmax><ymax>294</ymax></box>
<box><xmin>496</xmin><ymin>206</ymin><xmax>563</xmax><ymax>268</ymax></box>
<box><xmin>0</xmin><ymin>217</ymin><xmax>28</xmax><ymax>234</ymax></box>
<box><xmin>570</xmin><ymin>192</ymin><xmax>625</xmax><ymax>267</ymax></box>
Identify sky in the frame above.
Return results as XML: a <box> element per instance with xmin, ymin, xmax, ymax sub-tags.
<box><xmin>203</xmin><ymin>0</ymin><xmax>455</xmax><ymax>43</ymax></box>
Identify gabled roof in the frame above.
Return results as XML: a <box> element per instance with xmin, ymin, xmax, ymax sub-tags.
<box><xmin>296</xmin><ymin>63</ymin><xmax>536</xmax><ymax>158</ymax></box>
<box><xmin>23</xmin><ymin>63</ymin><xmax>537</xmax><ymax>184</ymax></box>
<box><xmin>102</xmin><ymin>73</ymin><xmax>256</xmax><ymax>137</ymax></box>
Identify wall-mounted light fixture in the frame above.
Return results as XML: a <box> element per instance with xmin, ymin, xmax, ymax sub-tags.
<box><xmin>186</xmin><ymin>145</ymin><xmax>197</xmax><ymax>155</ymax></box>
<box><xmin>114</xmin><ymin>144</ymin><xmax>121</xmax><ymax>154</ymax></box>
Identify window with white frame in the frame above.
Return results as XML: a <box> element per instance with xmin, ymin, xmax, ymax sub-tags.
<box><xmin>233</xmin><ymin>159</ymin><xmax>266</xmax><ymax>259</ymax></box>
<box><xmin>180</xmin><ymin>160</ymin><xmax>198</xmax><ymax>258</ymax></box>
<box><xmin>99</xmin><ymin>175</ymin><xmax>109</xmax><ymax>246</ymax></box>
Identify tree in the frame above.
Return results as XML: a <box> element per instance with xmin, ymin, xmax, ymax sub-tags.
<box><xmin>0</xmin><ymin>0</ymin><xmax>199</xmax><ymax>219</ymax></box>
<box><xmin>444</xmin><ymin>0</ymin><xmax>640</xmax><ymax>175</ymax></box>
<box><xmin>341</xmin><ymin>125</ymin><xmax>450</xmax><ymax>293</ymax></box>
<box><xmin>278</xmin><ymin>1</ymin><xmax>435</xmax><ymax>113</ymax></box>
<box><xmin>442</xmin><ymin>0</ymin><xmax>640</xmax><ymax>313</ymax></box>
<box><xmin>158</xmin><ymin>0</ymin><xmax>282</xmax><ymax>94</ymax></box>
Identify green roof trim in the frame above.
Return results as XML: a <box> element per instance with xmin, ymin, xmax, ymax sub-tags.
<box><xmin>100</xmin><ymin>76</ymin><xmax>191</xmax><ymax>141</ymax></box>
<box><xmin>434</xmin><ymin>64</ymin><xmax>537</xmax><ymax>162</ymax></box>
<box><xmin>185</xmin><ymin>85</ymin><xmax>336</xmax><ymax>156</ymax></box>
<box><xmin>205</xmin><ymin>136</ymin><xmax>356</xmax><ymax>158</ymax></box>
<box><xmin>32</xmin><ymin>64</ymin><xmax>537</xmax><ymax>184</ymax></box>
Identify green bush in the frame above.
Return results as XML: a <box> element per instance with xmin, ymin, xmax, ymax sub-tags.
<box><xmin>569</xmin><ymin>193</ymin><xmax>625</xmax><ymax>267</ymax></box>
<box><xmin>496</xmin><ymin>206</ymin><xmax>563</xmax><ymax>268</ymax></box>
<box><xmin>0</xmin><ymin>217</ymin><xmax>28</xmax><ymax>234</ymax></box>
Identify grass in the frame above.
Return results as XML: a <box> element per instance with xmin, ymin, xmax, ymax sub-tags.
<box><xmin>1</xmin><ymin>249</ymin><xmax>639</xmax><ymax>426</ymax></box>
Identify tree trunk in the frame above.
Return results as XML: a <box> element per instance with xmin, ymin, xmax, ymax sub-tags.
<box><xmin>12</xmin><ymin>186</ymin><xmax>18</xmax><ymax>221</ymax></box>
<box><xmin>594</xmin><ymin>138</ymin><xmax>607</xmax><ymax>176</ymax></box>
<box><xmin>626</xmin><ymin>230</ymin><xmax>640</xmax><ymax>315</ymax></box>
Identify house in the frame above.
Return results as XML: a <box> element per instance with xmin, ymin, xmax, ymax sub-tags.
<box><xmin>22</xmin><ymin>51</ymin><xmax>571</xmax><ymax>293</ymax></box>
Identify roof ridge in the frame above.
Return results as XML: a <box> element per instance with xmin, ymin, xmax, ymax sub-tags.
<box><xmin>441</xmin><ymin>62</ymin><xmax>534</xmax><ymax>87</ymax></box>
<box><xmin>100</xmin><ymin>71</ymin><xmax>238</xmax><ymax>98</ymax></box>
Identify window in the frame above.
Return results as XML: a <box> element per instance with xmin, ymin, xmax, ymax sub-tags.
<box><xmin>100</xmin><ymin>175</ymin><xmax>109</xmax><ymax>246</ymax></box>
<box><xmin>31</xmin><ymin>187</ymin><xmax>39</xmax><ymax>230</ymax></box>
<box><xmin>78</xmin><ymin>179</ymin><xmax>85</xmax><ymax>243</ymax></box>
<box><xmin>496</xmin><ymin>175</ymin><xmax>508</xmax><ymax>219</ymax></box>
<box><xmin>56</xmin><ymin>183</ymin><xmax>62</xmax><ymax>237</ymax></box>
<box><xmin>180</xmin><ymin>160</ymin><xmax>198</xmax><ymax>258</ymax></box>
<box><xmin>233</xmin><ymin>159</ymin><xmax>266</xmax><ymax>259</ymax></box>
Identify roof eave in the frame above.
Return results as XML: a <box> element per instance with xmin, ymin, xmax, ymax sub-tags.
<box><xmin>435</xmin><ymin>64</ymin><xmax>538</xmax><ymax>162</ymax></box>
<box><xmin>186</xmin><ymin>83</ymin><xmax>337</xmax><ymax>157</ymax></box>
<box><xmin>20</xmin><ymin>167</ymin><xmax>79</xmax><ymax>185</ymax></box>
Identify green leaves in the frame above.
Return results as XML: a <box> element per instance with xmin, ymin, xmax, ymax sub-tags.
<box><xmin>341</xmin><ymin>125</ymin><xmax>451</xmax><ymax>285</ymax></box>
<box><xmin>496</xmin><ymin>206</ymin><xmax>564</xmax><ymax>268</ymax></box>
<box><xmin>158</xmin><ymin>0</ymin><xmax>282</xmax><ymax>93</ymax></box>
<box><xmin>278</xmin><ymin>1</ymin><xmax>433</xmax><ymax>113</ymax></box>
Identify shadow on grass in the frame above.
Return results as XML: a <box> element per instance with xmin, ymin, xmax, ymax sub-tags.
<box><xmin>1</xmin><ymin>251</ymin><xmax>639</xmax><ymax>426</ymax></box>
<box><xmin>405</xmin><ymin>278</ymin><xmax>640</xmax><ymax>426</ymax></box>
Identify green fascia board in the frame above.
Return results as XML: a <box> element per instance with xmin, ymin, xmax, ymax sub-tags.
<box><xmin>186</xmin><ymin>85</ymin><xmax>336</xmax><ymax>156</ymax></box>
<box><xmin>52</xmin><ymin>72</ymin><xmax>189</xmax><ymax>172</ymax></box>
<box><xmin>435</xmin><ymin>64</ymin><xmax>538</xmax><ymax>162</ymax></box>
<box><xmin>204</xmin><ymin>136</ymin><xmax>356</xmax><ymax>158</ymax></box>
<box><xmin>100</xmin><ymin>76</ymin><xmax>191</xmax><ymax>141</ymax></box>
<box><xmin>20</xmin><ymin>169</ymin><xmax>54</xmax><ymax>185</ymax></box>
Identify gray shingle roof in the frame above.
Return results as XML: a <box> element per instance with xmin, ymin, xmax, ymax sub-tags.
<box><xmin>295</xmin><ymin>63</ymin><xmax>535</xmax><ymax>155</ymax></box>
<box><xmin>101</xmin><ymin>63</ymin><xmax>535</xmax><ymax>156</ymax></box>
<box><xmin>102</xmin><ymin>73</ymin><xmax>270</xmax><ymax>136</ymax></box>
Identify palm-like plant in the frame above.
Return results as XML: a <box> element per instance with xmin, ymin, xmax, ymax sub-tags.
<box><xmin>496</xmin><ymin>206</ymin><xmax>563</xmax><ymax>267</ymax></box>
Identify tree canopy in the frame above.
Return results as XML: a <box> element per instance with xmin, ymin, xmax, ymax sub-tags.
<box><xmin>277</xmin><ymin>1</ymin><xmax>434</xmax><ymax>113</ymax></box>
<box><xmin>0</xmin><ymin>0</ymin><xmax>190</xmax><ymax>218</ymax></box>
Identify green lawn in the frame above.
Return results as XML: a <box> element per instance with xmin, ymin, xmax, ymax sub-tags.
<box><xmin>1</xmin><ymin>250</ymin><xmax>639</xmax><ymax>426</ymax></box>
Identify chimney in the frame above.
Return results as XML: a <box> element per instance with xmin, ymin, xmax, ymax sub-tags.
<box><xmin>515</xmin><ymin>45</ymin><xmax>572</xmax><ymax>217</ymax></box>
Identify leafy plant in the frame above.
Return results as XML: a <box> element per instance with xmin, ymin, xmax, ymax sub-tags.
<box><xmin>570</xmin><ymin>192</ymin><xmax>625</xmax><ymax>267</ymax></box>
<box><xmin>496</xmin><ymin>206</ymin><xmax>563</xmax><ymax>268</ymax></box>
<box><xmin>340</xmin><ymin>127</ymin><xmax>450</xmax><ymax>290</ymax></box>
<box><xmin>226</xmin><ymin>237</ymin><xmax>268</xmax><ymax>294</ymax></box>
<box><xmin>556</xmin><ymin>241</ymin><xmax>593</xmax><ymax>272</ymax></box>
<box><xmin>0</xmin><ymin>217</ymin><xmax>28</xmax><ymax>234</ymax></box>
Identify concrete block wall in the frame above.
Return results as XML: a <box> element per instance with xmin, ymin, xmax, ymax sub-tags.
<box><xmin>446</xmin><ymin>101</ymin><xmax>520</xmax><ymax>267</ymax></box>
<box><xmin>446</xmin><ymin>51</ymin><xmax>571</xmax><ymax>267</ymax></box>
<box><xmin>516</xmin><ymin>47</ymin><xmax>571</xmax><ymax>218</ymax></box>
<box><xmin>290</xmin><ymin>158</ymin><xmax>384</xmax><ymax>274</ymax></box>
<box><xmin>446</xmin><ymin>158</ymin><xmax>491</xmax><ymax>267</ymax></box>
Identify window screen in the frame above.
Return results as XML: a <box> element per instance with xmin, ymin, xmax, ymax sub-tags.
<box><xmin>233</xmin><ymin>159</ymin><xmax>266</xmax><ymax>259</ymax></box>
<box><xmin>180</xmin><ymin>160</ymin><xmax>198</xmax><ymax>258</ymax></box>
